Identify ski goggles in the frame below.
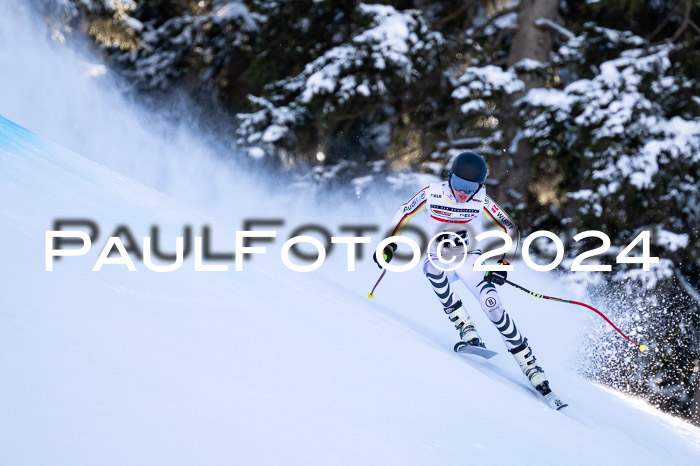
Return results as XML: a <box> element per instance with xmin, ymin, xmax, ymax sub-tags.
<box><xmin>449</xmin><ymin>173</ymin><xmax>483</xmax><ymax>195</ymax></box>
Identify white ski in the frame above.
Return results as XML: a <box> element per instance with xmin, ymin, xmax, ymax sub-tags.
<box><xmin>539</xmin><ymin>390</ymin><xmax>568</xmax><ymax>410</ymax></box>
<box><xmin>453</xmin><ymin>341</ymin><xmax>498</xmax><ymax>359</ymax></box>
<box><xmin>454</xmin><ymin>342</ymin><xmax>568</xmax><ymax>410</ymax></box>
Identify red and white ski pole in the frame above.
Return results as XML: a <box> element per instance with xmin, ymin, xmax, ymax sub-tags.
<box><xmin>367</xmin><ymin>269</ymin><xmax>387</xmax><ymax>299</ymax></box>
<box><xmin>505</xmin><ymin>279</ymin><xmax>647</xmax><ymax>352</ymax></box>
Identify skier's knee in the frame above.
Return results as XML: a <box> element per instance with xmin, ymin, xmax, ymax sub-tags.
<box><xmin>422</xmin><ymin>260</ymin><xmax>443</xmax><ymax>279</ymax></box>
<box><xmin>480</xmin><ymin>289</ymin><xmax>504</xmax><ymax>321</ymax></box>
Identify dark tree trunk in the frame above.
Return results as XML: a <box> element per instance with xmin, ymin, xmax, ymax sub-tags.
<box><xmin>491</xmin><ymin>0</ymin><xmax>558</xmax><ymax>219</ymax></box>
<box><xmin>691</xmin><ymin>379</ymin><xmax>700</xmax><ymax>424</ymax></box>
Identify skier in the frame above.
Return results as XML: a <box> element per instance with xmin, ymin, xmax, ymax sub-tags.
<box><xmin>373</xmin><ymin>151</ymin><xmax>553</xmax><ymax>397</ymax></box>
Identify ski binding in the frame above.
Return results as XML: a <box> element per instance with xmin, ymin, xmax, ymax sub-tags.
<box><xmin>536</xmin><ymin>381</ymin><xmax>568</xmax><ymax>410</ymax></box>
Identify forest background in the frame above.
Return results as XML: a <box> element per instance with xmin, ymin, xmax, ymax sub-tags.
<box><xmin>36</xmin><ymin>0</ymin><xmax>700</xmax><ymax>424</ymax></box>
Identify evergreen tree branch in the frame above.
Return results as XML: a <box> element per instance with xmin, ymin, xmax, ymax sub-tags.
<box><xmin>673</xmin><ymin>267</ymin><xmax>700</xmax><ymax>307</ymax></box>
<box><xmin>466</xmin><ymin>4</ymin><xmax>520</xmax><ymax>40</ymax></box>
<box><xmin>647</xmin><ymin>3</ymin><xmax>680</xmax><ymax>42</ymax></box>
<box><xmin>535</xmin><ymin>18</ymin><xmax>575</xmax><ymax>42</ymax></box>
<box><xmin>671</xmin><ymin>0</ymin><xmax>693</xmax><ymax>42</ymax></box>
<box><xmin>434</xmin><ymin>1</ymin><xmax>471</xmax><ymax>27</ymax></box>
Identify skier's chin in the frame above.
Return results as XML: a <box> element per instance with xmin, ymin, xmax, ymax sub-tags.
<box><xmin>455</xmin><ymin>192</ymin><xmax>469</xmax><ymax>203</ymax></box>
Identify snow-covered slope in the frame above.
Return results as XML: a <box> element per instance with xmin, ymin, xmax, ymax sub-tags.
<box><xmin>1</xmin><ymin>117</ymin><xmax>699</xmax><ymax>465</ymax></box>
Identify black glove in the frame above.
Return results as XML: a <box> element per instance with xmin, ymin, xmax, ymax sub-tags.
<box><xmin>373</xmin><ymin>243</ymin><xmax>397</xmax><ymax>269</ymax></box>
<box><xmin>484</xmin><ymin>259</ymin><xmax>509</xmax><ymax>285</ymax></box>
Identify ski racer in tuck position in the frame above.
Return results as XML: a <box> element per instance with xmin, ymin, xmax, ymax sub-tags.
<box><xmin>373</xmin><ymin>151</ymin><xmax>555</xmax><ymax>397</ymax></box>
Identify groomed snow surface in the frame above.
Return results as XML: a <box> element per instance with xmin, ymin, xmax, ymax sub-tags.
<box><xmin>1</xmin><ymin>117</ymin><xmax>699</xmax><ymax>465</ymax></box>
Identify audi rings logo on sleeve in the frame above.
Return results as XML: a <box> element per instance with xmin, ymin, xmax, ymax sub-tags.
<box><xmin>485</xmin><ymin>297</ymin><xmax>497</xmax><ymax>308</ymax></box>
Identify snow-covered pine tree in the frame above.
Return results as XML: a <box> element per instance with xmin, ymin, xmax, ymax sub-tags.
<box><xmin>519</xmin><ymin>20</ymin><xmax>700</xmax><ymax>421</ymax></box>
<box><xmin>236</xmin><ymin>2</ymin><xmax>443</xmax><ymax>176</ymax></box>
<box><xmin>51</xmin><ymin>0</ymin><xmax>261</xmax><ymax>97</ymax></box>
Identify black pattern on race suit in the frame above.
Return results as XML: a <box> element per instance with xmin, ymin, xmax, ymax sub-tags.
<box><xmin>423</xmin><ymin>255</ymin><xmax>525</xmax><ymax>350</ymax></box>
<box><xmin>384</xmin><ymin>181</ymin><xmax>525</xmax><ymax>350</ymax></box>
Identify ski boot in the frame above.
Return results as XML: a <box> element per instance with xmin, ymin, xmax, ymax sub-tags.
<box><xmin>445</xmin><ymin>301</ymin><xmax>484</xmax><ymax>349</ymax></box>
<box><xmin>510</xmin><ymin>340</ymin><xmax>551</xmax><ymax>395</ymax></box>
